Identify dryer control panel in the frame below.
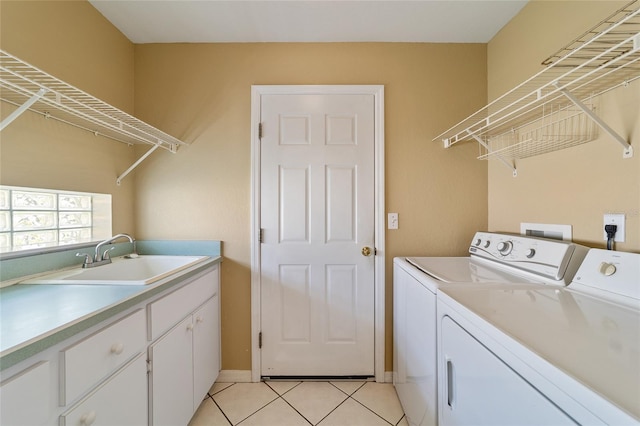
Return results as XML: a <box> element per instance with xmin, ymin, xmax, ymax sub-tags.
<box><xmin>469</xmin><ymin>232</ymin><xmax>589</xmax><ymax>284</ymax></box>
<box><xmin>570</xmin><ymin>249</ymin><xmax>640</xmax><ymax>302</ymax></box>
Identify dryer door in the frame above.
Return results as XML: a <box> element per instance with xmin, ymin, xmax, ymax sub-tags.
<box><xmin>439</xmin><ymin>316</ymin><xmax>576</xmax><ymax>425</ymax></box>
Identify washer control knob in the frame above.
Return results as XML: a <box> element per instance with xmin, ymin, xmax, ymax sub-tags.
<box><xmin>475</xmin><ymin>239</ymin><xmax>482</xmax><ymax>246</ymax></box>
<box><xmin>599</xmin><ymin>262</ymin><xmax>617</xmax><ymax>276</ymax></box>
<box><xmin>526</xmin><ymin>249</ymin><xmax>536</xmax><ymax>259</ymax></box>
<box><xmin>497</xmin><ymin>241</ymin><xmax>513</xmax><ymax>255</ymax></box>
<box><xmin>484</xmin><ymin>241</ymin><xmax>491</xmax><ymax>248</ymax></box>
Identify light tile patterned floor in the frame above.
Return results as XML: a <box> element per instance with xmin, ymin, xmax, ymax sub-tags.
<box><xmin>189</xmin><ymin>381</ymin><xmax>408</xmax><ymax>426</ymax></box>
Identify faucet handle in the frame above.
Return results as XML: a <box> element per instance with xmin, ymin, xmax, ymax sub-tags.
<box><xmin>76</xmin><ymin>253</ymin><xmax>93</xmax><ymax>265</ymax></box>
<box><xmin>101</xmin><ymin>246</ymin><xmax>116</xmax><ymax>261</ymax></box>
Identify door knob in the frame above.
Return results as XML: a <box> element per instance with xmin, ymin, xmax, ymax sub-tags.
<box><xmin>361</xmin><ymin>246</ymin><xmax>372</xmax><ymax>257</ymax></box>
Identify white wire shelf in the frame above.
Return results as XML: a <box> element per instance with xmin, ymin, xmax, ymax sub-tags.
<box><xmin>434</xmin><ymin>0</ymin><xmax>639</xmax><ymax>173</ymax></box>
<box><xmin>0</xmin><ymin>50</ymin><xmax>188</xmax><ymax>185</ymax></box>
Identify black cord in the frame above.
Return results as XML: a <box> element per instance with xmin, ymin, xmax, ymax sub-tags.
<box><xmin>605</xmin><ymin>224</ymin><xmax>617</xmax><ymax>250</ymax></box>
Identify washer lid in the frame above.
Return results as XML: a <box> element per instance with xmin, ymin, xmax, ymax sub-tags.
<box><xmin>440</xmin><ymin>285</ymin><xmax>640</xmax><ymax>422</ymax></box>
<box><xmin>406</xmin><ymin>257</ymin><xmax>540</xmax><ymax>284</ymax></box>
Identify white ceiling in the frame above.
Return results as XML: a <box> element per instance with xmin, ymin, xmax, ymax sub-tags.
<box><xmin>88</xmin><ymin>0</ymin><xmax>528</xmax><ymax>44</ymax></box>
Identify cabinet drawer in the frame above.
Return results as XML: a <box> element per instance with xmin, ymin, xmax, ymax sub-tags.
<box><xmin>60</xmin><ymin>354</ymin><xmax>147</xmax><ymax>426</ymax></box>
<box><xmin>60</xmin><ymin>309</ymin><xmax>146</xmax><ymax>405</ymax></box>
<box><xmin>149</xmin><ymin>267</ymin><xmax>218</xmax><ymax>340</ymax></box>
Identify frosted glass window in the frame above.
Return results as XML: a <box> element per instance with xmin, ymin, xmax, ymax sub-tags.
<box><xmin>0</xmin><ymin>186</ymin><xmax>111</xmax><ymax>253</ymax></box>
<box><xmin>12</xmin><ymin>191</ymin><xmax>57</xmax><ymax>210</ymax></box>
<box><xmin>13</xmin><ymin>212</ymin><xmax>57</xmax><ymax>230</ymax></box>
<box><xmin>0</xmin><ymin>190</ymin><xmax>9</xmax><ymax>210</ymax></box>
<box><xmin>0</xmin><ymin>211</ymin><xmax>10</xmax><ymax>232</ymax></box>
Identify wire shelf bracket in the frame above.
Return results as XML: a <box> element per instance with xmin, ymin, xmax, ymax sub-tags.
<box><xmin>434</xmin><ymin>0</ymin><xmax>640</xmax><ymax>172</ymax></box>
<box><xmin>556</xmin><ymin>84</ymin><xmax>633</xmax><ymax>158</ymax></box>
<box><xmin>0</xmin><ymin>87</ymin><xmax>47</xmax><ymax>131</ymax></box>
<box><xmin>468</xmin><ymin>130</ymin><xmax>518</xmax><ymax>177</ymax></box>
<box><xmin>117</xmin><ymin>144</ymin><xmax>161</xmax><ymax>186</ymax></box>
<box><xmin>0</xmin><ymin>49</ymin><xmax>188</xmax><ymax>185</ymax></box>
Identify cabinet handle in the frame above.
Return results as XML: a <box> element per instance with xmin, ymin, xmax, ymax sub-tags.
<box><xmin>196</xmin><ymin>316</ymin><xmax>204</xmax><ymax>323</ymax></box>
<box><xmin>80</xmin><ymin>410</ymin><xmax>97</xmax><ymax>425</ymax></box>
<box><xmin>447</xmin><ymin>358</ymin><xmax>455</xmax><ymax>408</ymax></box>
<box><xmin>187</xmin><ymin>323</ymin><xmax>194</xmax><ymax>331</ymax></box>
<box><xmin>110</xmin><ymin>342</ymin><xmax>124</xmax><ymax>355</ymax></box>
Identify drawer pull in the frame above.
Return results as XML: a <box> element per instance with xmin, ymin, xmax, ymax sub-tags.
<box><xmin>186</xmin><ymin>323</ymin><xmax>194</xmax><ymax>331</ymax></box>
<box><xmin>80</xmin><ymin>410</ymin><xmax>97</xmax><ymax>425</ymax></box>
<box><xmin>110</xmin><ymin>342</ymin><xmax>124</xmax><ymax>355</ymax></box>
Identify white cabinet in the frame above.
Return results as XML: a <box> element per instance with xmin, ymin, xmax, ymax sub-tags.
<box><xmin>149</xmin><ymin>266</ymin><xmax>220</xmax><ymax>425</ymax></box>
<box><xmin>148</xmin><ymin>268</ymin><xmax>216</xmax><ymax>341</ymax></box>
<box><xmin>0</xmin><ymin>361</ymin><xmax>51</xmax><ymax>426</ymax></box>
<box><xmin>439</xmin><ymin>316</ymin><xmax>576</xmax><ymax>425</ymax></box>
<box><xmin>60</xmin><ymin>354</ymin><xmax>147</xmax><ymax>426</ymax></box>
<box><xmin>393</xmin><ymin>261</ymin><xmax>437</xmax><ymax>426</ymax></box>
<box><xmin>60</xmin><ymin>309</ymin><xmax>146</xmax><ymax>405</ymax></box>
<box><xmin>193</xmin><ymin>295</ymin><xmax>220</xmax><ymax>412</ymax></box>
<box><xmin>0</xmin><ymin>261</ymin><xmax>220</xmax><ymax>426</ymax></box>
<box><xmin>149</xmin><ymin>316</ymin><xmax>195</xmax><ymax>426</ymax></box>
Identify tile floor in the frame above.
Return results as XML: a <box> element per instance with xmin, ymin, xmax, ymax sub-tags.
<box><xmin>189</xmin><ymin>380</ymin><xmax>408</xmax><ymax>426</ymax></box>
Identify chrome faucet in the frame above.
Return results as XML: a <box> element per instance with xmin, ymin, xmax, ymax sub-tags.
<box><xmin>77</xmin><ymin>233</ymin><xmax>136</xmax><ymax>268</ymax></box>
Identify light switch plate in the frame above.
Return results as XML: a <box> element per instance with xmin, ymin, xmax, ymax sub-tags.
<box><xmin>388</xmin><ymin>213</ymin><xmax>398</xmax><ymax>230</ymax></box>
<box><xmin>603</xmin><ymin>213</ymin><xmax>625</xmax><ymax>242</ymax></box>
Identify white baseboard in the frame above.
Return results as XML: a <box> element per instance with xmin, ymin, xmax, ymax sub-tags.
<box><xmin>217</xmin><ymin>370</ymin><xmax>253</xmax><ymax>383</ymax></box>
<box><xmin>217</xmin><ymin>370</ymin><xmax>394</xmax><ymax>384</ymax></box>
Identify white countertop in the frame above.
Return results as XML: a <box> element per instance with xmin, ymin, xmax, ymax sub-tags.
<box><xmin>0</xmin><ymin>256</ymin><xmax>221</xmax><ymax>369</ymax></box>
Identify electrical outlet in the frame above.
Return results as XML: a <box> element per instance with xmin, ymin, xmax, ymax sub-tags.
<box><xmin>388</xmin><ymin>213</ymin><xmax>398</xmax><ymax>230</ymax></box>
<box><xmin>603</xmin><ymin>213</ymin><xmax>625</xmax><ymax>242</ymax></box>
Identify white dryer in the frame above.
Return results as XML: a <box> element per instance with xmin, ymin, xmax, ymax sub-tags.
<box><xmin>393</xmin><ymin>232</ymin><xmax>589</xmax><ymax>426</ymax></box>
<box><xmin>436</xmin><ymin>249</ymin><xmax>640</xmax><ymax>424</ymax></box>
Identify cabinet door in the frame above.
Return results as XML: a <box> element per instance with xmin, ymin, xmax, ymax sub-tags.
<box><xmin>149</xmin><ymin>316</ymin><xmax>194</xmax><ymax>426</ymax></box>
<box><xmin>0</xmin><ymin>361</ymin><xmax>51</xmax><ymax>426</ymax></box>
<box><xmin>439</xmin><ymin>316</ymin><xmax>576</xmax><ymax>425</ymax></box>
<box><xmin>193</xmin><ymin>296</ymin><xmax>220</xmax><ymax>411</ymax></box>
<box><xmin>60</xmin><ymin>354</ymin><xmax>147</xmax><ymax>426</ymax></box>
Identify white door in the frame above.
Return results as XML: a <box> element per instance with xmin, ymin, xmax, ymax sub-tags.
<box><xmin>260</xmin><ymin>93</ymin><xmax>376</xmax><ymax>377</ymax></box>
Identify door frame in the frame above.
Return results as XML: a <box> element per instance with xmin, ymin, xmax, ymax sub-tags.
<box><xmin>250</xmin><ymin>85</ymin><xmax>385</xmax><ymax>382</ymax></box>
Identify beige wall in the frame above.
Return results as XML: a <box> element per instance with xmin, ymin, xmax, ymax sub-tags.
<box><xmin>487</xmin><ymin>1</ymin><xmax>640</xmax><ymax>251</ymax></box>
<box><xmin>0</xmin><ymin>0</ymin><xmax>137</xmax><ymax>234</ymax></box>
<box><xmin>133</xmin><ymin>43</ymin><xmax>488</xmax><ymax>371</ymax></box>
<box><xmin>2</xmin><ymin>1</ymin><xmax>490</xmax><ymax>373</ymax></box>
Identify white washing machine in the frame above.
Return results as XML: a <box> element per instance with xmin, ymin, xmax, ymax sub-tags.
<box><xmin>393</xmin><ymin>231</ymin><xmax>589</xmax><ymax>426</ymax></box>
<box><xmin>436</xmin><ymin>248</ymin><xmax>640</xmax><ymax>425</ymax></box>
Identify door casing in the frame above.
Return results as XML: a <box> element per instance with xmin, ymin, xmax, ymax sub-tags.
<box><xmin>250</xmin><ymin>85</ymin><xmax>385</xmax><ymax>382</ymax></box>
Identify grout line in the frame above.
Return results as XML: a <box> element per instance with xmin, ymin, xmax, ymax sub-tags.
<box><xmin>264</xmin><ymin>380</ymin><xmax>303</xmax><ymax>397</ymax></box>
<box><xmin>328</xmin><ymin>380</ymin><xmax>367</xmax><ymax>396</ymax></box>
<box><xmin>211</xmin><ymin>397</ymin><xmax>233</xmax><ymax>426</ymax></box>
<box><xmin>226</xmin><ymin>384</ymin><xmax>280</xmax><ymax>425</ymax></box>
<box><xmin>396</xmin><ymin>414</ymin><xmax>407</xmax><ymax>426</ymax></box>
<box><xmin>278</xmin><ymin>395</ymin><xmax>315</xmax><ymax>426</ymax></box>
<box><xmin>210</xmin><ymin>382</ymin><xmax>235</xmax><ymax>396</ymax></box>
<box><xmin>349</xmin><ymin>394</ymin><xmax>396</xmax><ymax>425</ymax></box>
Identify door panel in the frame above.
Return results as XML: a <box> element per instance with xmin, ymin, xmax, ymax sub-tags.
<box><xmin>279</xmin><ymin>166</ymin><xmax>309</xmax><ymax>242</ymax></box>
<box><xmin>326</xmin><ymin>166</ymin><xmax>356</xmax><ymax>242</ymax></box>
<box><xmin>260</xmin><ymin>93</ymin><xmax>375</xmax><ymax>376</ymax></box>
